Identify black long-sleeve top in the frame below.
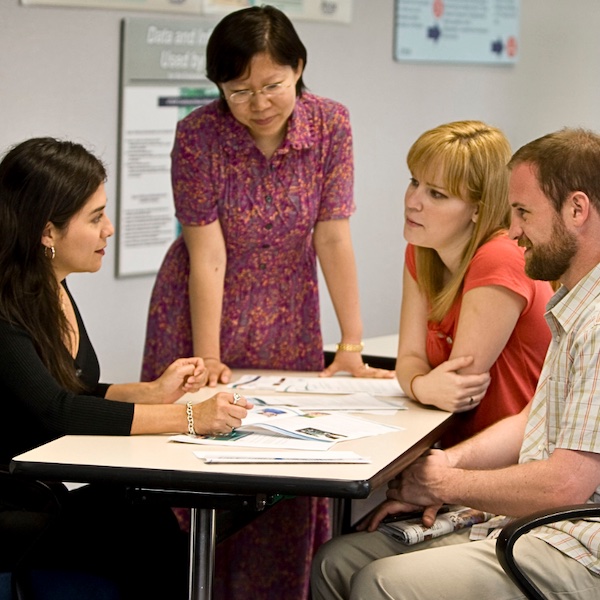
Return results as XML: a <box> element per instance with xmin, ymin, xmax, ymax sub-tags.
<box><xmin>0</xmin><ymin>282</ymin><xmax>134</xmax><ymax>467</ymax></box>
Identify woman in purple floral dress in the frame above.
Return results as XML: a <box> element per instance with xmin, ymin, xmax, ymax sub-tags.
<box><xmin>142</xmin><ymin>6</ymin><xmax>391</xmax><ymax>598</ymax></box>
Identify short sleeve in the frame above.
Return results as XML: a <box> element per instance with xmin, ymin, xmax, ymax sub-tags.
<box><xmin>405</xmin><ymin>244</ymin><xmax>417</xmax><ymax>280</ymax></box>
<box><xmin>464</xmin><ymin>235</ymin><xmax>536</xmax><ymax>304</ymax></box>
<box><xmin>171</xmin><ymin>105</ymin><xmax>221</xmax><ymax>227</ymax></box>
<box><xmin>314</xmin><ymin>101</ymin><xmax>355</xmax><ymax>222</ymax></box>
<box><xmin>557</xmin><ymin>320</ymin><xmax>600</xmax><ymax>453</ymax></box>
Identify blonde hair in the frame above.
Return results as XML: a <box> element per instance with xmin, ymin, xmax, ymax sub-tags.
<box><xmin>407</xmin><ymin>120</ymin><xmax>512</xmax><ymax>321</ymax></box>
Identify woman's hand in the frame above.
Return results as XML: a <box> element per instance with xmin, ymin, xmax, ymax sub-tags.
<box><xmin>192</xmin><ymin>392</ymin><xmax>253</xmax><ymax>436</ymax></box>
<box><xmin>151</xmin><ymin>357</ymin><xmax>208</xmax><ymax>404</ymax></box>
<box><xmin>411</xmin><ymin>356</ymin><xmax>490</xmax><ymax>412</ymax></box>
<box><xmin>203</xmin><ymin>357</ymin><xmax>232</xmax><ymax>387</ymax></box>
<box><xmin>320</xmin><ymin>351</ymin><xmax>395</xmax><ymax>379</ymax></box>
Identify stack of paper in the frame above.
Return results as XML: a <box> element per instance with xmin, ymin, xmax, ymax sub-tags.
<box><xmin>171</xmin><ymin>406</ymin><xmax>402</xmax><ymax>451</ymax></box>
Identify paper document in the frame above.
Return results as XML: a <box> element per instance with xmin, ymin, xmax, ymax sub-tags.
<box><xmin>171</xmin><ymin>409</ymin><xmax>402</xmax><ymax>450</ymax></box>
<box><xmin>241</xmin><ymin>404</ymin><xmax>305</xmax><ymax>424</ymax></box>
<box><xmin>193</xmin><ymin>450</ymin><xmax>370</xmax><ymax>464</ymax></box>
<box><xmin>171</xmin><ymin>433</ymin><xmax>335</xmax><ymax>451</ymax></box>
<box><xmin>250</xmin><ymin>393</ymin><xmax>405</xmax><ymax>412</ymax></box>
<box><xmin>243</xmin><ymin>412</ymin><xmax>401</xmax><ymax>442</ymax></box>
<box><xmin>229</xmin><ymin>375</ymin><xmax>405</xmax><ymax>396</ymax></box>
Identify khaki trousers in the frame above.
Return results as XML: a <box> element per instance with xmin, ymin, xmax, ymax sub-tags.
<box><xmin>311</xmin><ymin>528</ymin><xmax>600</xmax><ymax>600</ymax></box>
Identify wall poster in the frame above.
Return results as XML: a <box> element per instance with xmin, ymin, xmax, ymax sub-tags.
<box><xmin>21</xmin><ymin>0</ymin><xmax>353</xmax><ymax>23</ymax></box>
<box><xmin>117</xmin><ymin>16</ymin><xmax>218</xmax><ymax>277</ymax></box>
<box><xmin>394</xmin><ymin>0</ymin><xmax>520</xmax><ymax>64</ymax></box>
<box><xmin>21</xmin><ymin>0</ymin><xmax>203</xmax><ymax>13</ymax></box>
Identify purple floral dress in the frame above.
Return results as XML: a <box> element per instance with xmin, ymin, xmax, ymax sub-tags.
<box><xmin>142</xmin><ymin>93</ymin><xmax>355</xmax><ymax>600</ymax></box>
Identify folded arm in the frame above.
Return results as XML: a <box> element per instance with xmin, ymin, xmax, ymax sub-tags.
<box><xmin>397</xmin><ymin>265</ymin><xmax>526</xmax><ymax>412</ymax></box>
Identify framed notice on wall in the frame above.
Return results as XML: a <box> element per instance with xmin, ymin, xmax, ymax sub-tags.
<box><xmin>117</xmin><ymin>16</ymin><xmax>218</xmax><ymax>277</ymax></box>
<box><xmin>202</xmin><ymin>0</ymin><xmax>353</xmax><ymax>23</ymax></box>
<box><xmin>21</xmin><ymin>0</ymin><xmax>353</xmax><ymax>22</ymax></box>
<box><xmin>22</xmin><ymin>0</ymin><xmax>203</xmax><ymax>12</ymax></box>
<box><xmin>394</xmin><ymin>0</ymin><xmax>520</xmax><ymax>65</ymax></box>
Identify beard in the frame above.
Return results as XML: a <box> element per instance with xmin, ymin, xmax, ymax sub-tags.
<box><xmin>522</xmin><ymin>215</ymin><xmax>577</xmax><ymax>281</ymax></box>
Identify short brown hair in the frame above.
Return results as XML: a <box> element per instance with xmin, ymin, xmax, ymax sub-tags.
<box><xmin>509</xmin><ymin>127</ymin><xmax>600</xmax><ymax>214</ymax></box>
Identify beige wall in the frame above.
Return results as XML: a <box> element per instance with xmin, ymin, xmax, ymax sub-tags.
<box><xmin>1</xmin><ymin>0</ymin><xmax>599</xmax><ymax>382</ymax></box>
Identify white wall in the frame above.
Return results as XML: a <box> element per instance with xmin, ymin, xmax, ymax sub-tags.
<box><xmin>2</xmin><ymin>0</ymin><xmax>600</xmax><ymax>382</ymax></box>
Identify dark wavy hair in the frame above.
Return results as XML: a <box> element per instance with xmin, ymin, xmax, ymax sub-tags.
<box><xmin>0</xmin><ymin>137</ymin><xmax>106</xmax><ymax>391</ymax></box>
<box><xmin>206</xmin><ymin>5</ymin><xmax>307</xmax><ymax>111</ymax></box>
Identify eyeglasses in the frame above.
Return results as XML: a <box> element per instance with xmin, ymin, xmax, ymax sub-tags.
<box><xmin>227</xmin><ymin>82</ymin><xmax>292</xmax><ymax>105</ymax></box>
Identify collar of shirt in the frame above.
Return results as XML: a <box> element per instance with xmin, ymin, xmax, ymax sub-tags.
<box><xmin>221</xmin><ymin>93</ymin><xmax>317</xmax><ymax>156</ymax></box>
<box><xmin>545</xmin><ymin>262</ymin><xmax>600</xmax><ymax>339</ymax></box>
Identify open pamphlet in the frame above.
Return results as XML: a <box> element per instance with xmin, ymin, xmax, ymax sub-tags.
<box><xmin>171</xmin><ymin>405</ymin><xmax>402</xmax><ymax>451</ymax></box>
<box><xmin>378</xmin><ymin>505</ymin><xmax>494</xmax><ymax>545</ymax></box>
<box><xmin>193</xmin><ymin>450</ymin><xmax>370</xmax><ymax>464</ymax></box>
<box><xmin>229</xmin><ymin>374</ymin><xmax>405</xmax><ymax>397</ymax></box>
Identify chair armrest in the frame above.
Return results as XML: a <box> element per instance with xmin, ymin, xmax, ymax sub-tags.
<box><xmin>0</xmin><ymin>470</ymin><xmax>63</xmax><ymax>514</ymax></box>
<box><xmin>0</xmin><ymin>469</ymin><xmax>65</xmax><ymax>572</ymax></box>
<box><xmin>495</xmin><ymin>503</ymin><xmax>600</xmax><ymax>600</ymax></box>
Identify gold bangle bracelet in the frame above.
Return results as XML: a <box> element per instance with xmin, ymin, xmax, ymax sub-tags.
<box><xmin>336</xmin><ymin>342</ymin><xmax>364</xmax><ymax>353</ymax></box>
<box><xmin>186</xmin><ymin>401</ymin><xmax>196</xmax><ymax>436</ymax></box>
<box><xmin>409</xmin><ymin>373</ymin><xmax>425</xmax><ymax>400</ymax></box>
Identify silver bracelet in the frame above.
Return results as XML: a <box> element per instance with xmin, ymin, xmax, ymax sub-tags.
<box><xmin>186</xmin><ymin>401</ymin><xmax>196</xmax><ymax>436</ymax></box>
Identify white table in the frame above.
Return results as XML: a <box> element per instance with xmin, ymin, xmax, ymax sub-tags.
<box><xmin>11</xmin><ymin>369</ymin><xmax>451</xmax><ymax>600</ymax></box>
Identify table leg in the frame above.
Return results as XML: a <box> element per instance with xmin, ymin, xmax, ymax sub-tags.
<box><xmin>188</xmin><ymin>507</ymin><xmax>216</xmax><ymax>600</ymax></box>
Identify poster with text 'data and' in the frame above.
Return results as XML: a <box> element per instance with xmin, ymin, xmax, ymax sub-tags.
<box><xmin>394</xmin><ymin>0</ymin><xmax>520</xmax><ymax>65</ymax></box>
<box><xmin>117</xmin><ymin>17</ymin><xmax>218</xmax><ymax>277</ymax></box>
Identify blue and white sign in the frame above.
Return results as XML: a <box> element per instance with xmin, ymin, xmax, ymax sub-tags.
<box><xmin>394</xmin><ymin>0</ymin><xmax>520</xmax><ymax>64</ymax></box>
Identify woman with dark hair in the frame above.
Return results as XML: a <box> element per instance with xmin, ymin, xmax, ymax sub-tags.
<box><xmin>141</xmin><ymin>6</ymin><xmax>389</xmax><ymax>599</ymax></box>
<box><xmin>143</xmin><ymin>4</ymin><xmax>392</xmax><ymax>386</ymax></box>
<box><xmin>0</xmin><ymin>137</ymin><xmax>251</xmax><ymax>598</ymax></box>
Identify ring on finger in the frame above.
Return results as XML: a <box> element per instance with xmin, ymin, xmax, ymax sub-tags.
<box><xmin>233</xmin><ymin>392</ymin><xmax>241</xmax><ymax>405</ymax></box>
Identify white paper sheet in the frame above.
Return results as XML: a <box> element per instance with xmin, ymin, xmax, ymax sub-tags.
<box><xmin>249</xmin><ymin>393</ymin><xmax>405</xmax><ymax>411</ymax></box>
<box><xmin>170</xmin><ymin>433</ymin><xmax>334</xmax><ymax>451</ymax></box>
<box><xmin>229</xmin><ymin>375</ymin><xmax>405</xmax><ymax>396</ymax></box>
<box><xmin>193</xmin><ymin>450</ymin><xmax>370</xmax><ymax>464</ymax></box>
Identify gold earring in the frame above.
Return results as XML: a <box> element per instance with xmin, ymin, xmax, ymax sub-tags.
<box><xmin>44</xmin><ymin>246</ymin><xmax>56</xmax><ymax>260</ymax></box>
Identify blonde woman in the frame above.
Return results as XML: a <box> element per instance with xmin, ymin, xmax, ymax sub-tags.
<box><xmin>397</xmin><ymin>120</ymin><xmax>553</xmax><ymax>446</ymax></box>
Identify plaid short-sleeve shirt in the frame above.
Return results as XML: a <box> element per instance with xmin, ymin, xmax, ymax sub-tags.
<box><xmin>515</xmin><ymin>264</ymin><xmax>600</xmax><ymax>573</ymax></box>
